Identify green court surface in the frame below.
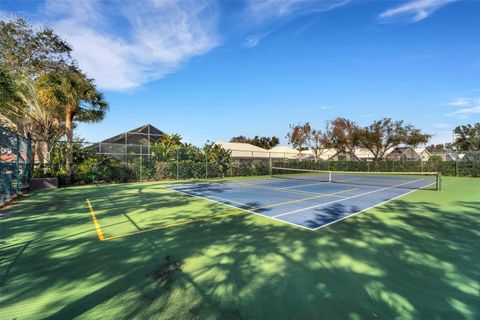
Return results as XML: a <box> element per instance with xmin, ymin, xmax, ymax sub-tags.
<box><xmin>0</xmin><ymin>177</ymin><xmax>479</xmax><ymax>319</ymax></box>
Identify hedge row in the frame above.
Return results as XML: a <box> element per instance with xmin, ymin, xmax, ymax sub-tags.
<box><xmin>272</xmin><ymin>160</ymin><xmax>480</xmax><ymax>177</ymax></box>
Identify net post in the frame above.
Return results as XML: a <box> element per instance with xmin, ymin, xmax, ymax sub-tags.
<box><xmin>437</xmin><ymin>172</ymin><xmax>442</xmax><ymax>191</ymax></box>
<box><xmin>328</xmin><ymin>171</ymin><xmax>332</xmax><ymax>182</ymax></box>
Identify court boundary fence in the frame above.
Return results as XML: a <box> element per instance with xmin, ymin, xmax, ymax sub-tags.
<box><xmin>1</xmin><ymin>127</ymin><xmax>33</xmax><ymax>206</ymax></box>
<box><xmin>27</xmin><ymin>140</ymin><xmax>480</xmax><ymax>186</ymax></box>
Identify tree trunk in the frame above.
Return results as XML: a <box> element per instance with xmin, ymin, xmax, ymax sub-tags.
<box><xmin>65</xmin><ymin>106</ymin><xmax>74</xmax><ymax>177</ymax></box>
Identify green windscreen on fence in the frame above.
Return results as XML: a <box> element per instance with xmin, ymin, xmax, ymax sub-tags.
<box><xmin>1</xmin><ymin>127</ymin><xmax>33</xmax><ymax>206</ymax></box>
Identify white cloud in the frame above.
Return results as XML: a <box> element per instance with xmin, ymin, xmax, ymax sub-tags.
<box><xmin>242</xmin><ymin>0</ymin><xmax>350</xmax><ymax>47</ymax></box>
<box><xmin>379</xmin><ymin>0</ymin><xmax>457</xmax><ymax>23</ymax></box>
<box><xmin>446</xmin><ymin>97</ymin><xmax>472</xmax><ymax>107</ymax></box>
<box><xmin>18</xmin><ymin>0</ymin><xmax>220</xmax><ymax>91</ymax></box>
<box><xmin>444</xmin><ymin>97</ymin><xmax>480</xmax><ymax>117</ymax></box>
<box><xmin>451</xmin><ymin>106</ymin><xmax>480</xmax><ymax>115</ymax></box>
<box><xmin>245</xmin><ymin>30</ymin><xmax>272</xmax><ymax>48</ymax></box>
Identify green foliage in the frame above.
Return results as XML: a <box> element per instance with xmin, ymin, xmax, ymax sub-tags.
<box><xmin>0</xmin><ymin>18</ymin><xmax>73</xmax><ymax>77</ymax></box>
<box><xmin>356</xmin><ymin>118</ymin><xmax>431</xmax><ymax>160</ymax></box>
<box><xmin>426</xmin><ymin>144</ymin><xmax>448</xmax><ymax>152</ymax></box>
<box><xmin>454</xmin><ymin>123</ymin><xmax>480</xmax><ymax>151</ymax></box>
<box><xmin>230</xmin><ymin>135</ymin><xmax>280</xmax><ymax>149</ymax></box>
<box><xmin>33</xmin><ymin>141</ymin><xmax>136</xmax><ymax>184</ymax></box>
<box><xmin>428</xmin><ymin>155</ymin><xmax>443</xmax><ymax>162</ymax></box>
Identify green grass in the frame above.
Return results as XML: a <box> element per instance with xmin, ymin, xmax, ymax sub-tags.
<box><xmin>0</xmin><ymin>177</ymin><xmax>479</xmax><ymax>319</ymax></box>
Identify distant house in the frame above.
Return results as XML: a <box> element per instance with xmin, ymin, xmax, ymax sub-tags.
<box><xmin>301</xmin><ymin>148</ymin><xmax>359</xmax><ymax>161</ymax></box>
<box><xmin>354</xmin><ymin>148</ymin><xmax>375</xmax><ymax>161</ymax></box>
<box><xmin>214</xmin><ymin>141</ymin><xmax>270</xmax><ymax>159</ymax></box>
<box><xmin>430</xmin><ymin>152</ymin><xmax>458</xmax><ymax>161</ymax></box>
<box><xmin>386</xmin><ymin>147</ymin><xmax>431</xmax><ymax>161</ymax></box>
<box><xmin>461</xmin><ymin>151</ymin><xmax>480</xmax><ymax>161</ymax></box>
<box><xmin>92</xmin><ymin>124</ymin><xmax>165</xmax><ymax>159</ymax></box>
<box><xmin>269</xmin><ymin>146</ymin><xmax>300</xmax><ymax>159</ymax></box>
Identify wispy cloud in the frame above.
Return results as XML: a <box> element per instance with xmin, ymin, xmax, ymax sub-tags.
<box><xmin>444</xmin><ymin>97</ymin><xmax>480</xmax><ymax>117</ymax></box>
<box><xmin>379</xmin><ymin>0</ymin><xmax>457</xmax><ymax>23</ymax></box>
<box><xmin>245</xmin><ymin>30</ymin><xmax>273</xmax><ymax>48</ymax></box>
<box><xmin>10</xmin><ymin>0</ymin><xmax>220</xmax><ymax>91</ymax></box>
<box><xmin>319</xmin><ymin>105</ymin><xmax>334</xmax><ymax>110</ymax></box>
<box><xmin>241</xmin><ymin>0</ymin><xmax>350</xmax><ymax>47</ymax></box>
<box><xmin>445</xmin><ymin>97</ymin><xmax>473</xmax><ymax>107</ymax></box>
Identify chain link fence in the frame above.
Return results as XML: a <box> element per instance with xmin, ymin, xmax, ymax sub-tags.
<box><xmin>1</xmin><ymin>127</ymin><xmax>33</xmax><ymax>206</ymax></box>
<box><xmin>28</xmin><ymin>140</ymin><xmax>480</xmax><ymax>187</ymax></box>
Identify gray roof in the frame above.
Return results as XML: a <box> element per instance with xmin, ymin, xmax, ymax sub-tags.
<box><xmin>100</xmin><ymin>124</ymin><xmax>165</xmax><ymax>145</ymax></box>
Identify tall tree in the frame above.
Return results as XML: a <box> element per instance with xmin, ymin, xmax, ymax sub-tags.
<box><xmin>326</xmin><ymin>118</ymin><xmax>359</xmax><ymax>159</ymax></box>
<box><xmin>0</xmin><ymin>18</ymin><xmax>73</xmax><ymax>77</ymax></box>
<box><xmin>453</xmin><ymin>123</ymin><xmax>480</xmax><ymax>151</ymax></box>
<box><xmin>356</xmin><ymin>118</ymin><xmax>431</xmax><ymax>160</ymax></box>
<box><xmin>287</xmin><ymin>122</ymin><xmax>312</xmax><ymax>151</ymax></box>
<box><xmin>36</xmin><ymin>67</ymin><xmax>108</xmax><ymax>176</ymax></box>
<box><xmin>152</xmin><ymin>133</ymin><xmax>183</xmax><ymax>161</ymax></box>
<box><xmin>0</xmin><ymin>18</ymin><xmax>77</xmax><ymax>165</ymax></box>
<box><xmin>287</xmin><ymin>122</ymin><xmax>330</xmax><ymax>160</ymax></box>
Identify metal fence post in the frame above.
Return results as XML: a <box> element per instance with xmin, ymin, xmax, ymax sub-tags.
<box><xmin>205</xmin><ymin>149</ymin><xmax>208</xmax><ymax>179</ymax></box>
<box><xmin>269</xmin><ymin>153</ymin><xmax>272</xmax><ymax>176</ymax></box>
<box><xmin>15</xmin><ymin>134</ymin><xmax>20</xmax><ymax>193</ymax></box>
<box><xmin>176</xmin><ymin>148</ymin><xmax>179</xmax><ymax>180</ymax></box>
<box><xmin>139</xmin><ymin>145</ymin><xmax>143</xmax><ymax>181</ymax></box>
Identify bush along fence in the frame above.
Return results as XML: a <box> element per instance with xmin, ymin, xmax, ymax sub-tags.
<box><xmin>26</xmin><ymin>139</ymin><xmax>480</xmax><ymax>186</ymax></box>
<box><xmin>0</xmin><ymin>126</ymin><xmax>33</xmax><ymax>206</ymax></box>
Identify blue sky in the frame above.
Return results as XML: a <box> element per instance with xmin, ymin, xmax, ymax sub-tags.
<box><xmin>2</xmin><ymin>0</ymin><xmax>479</xmax><ymax>146</ymax></box>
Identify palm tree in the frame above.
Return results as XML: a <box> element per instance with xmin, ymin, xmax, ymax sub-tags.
<box><xmin>0</xmin><ymin>72</ymin><xmax>65</xmax><ymax>165</ymax></box>
<box><xmin>36</xmin><ymin>66</ymin><xmax>108</xmax><ymax>176</ymax></box>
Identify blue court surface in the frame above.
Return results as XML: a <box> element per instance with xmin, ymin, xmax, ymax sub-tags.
<box><xmin>167</xmin><ymin>175</ymin><xmax>437</xmax><ymax>230</ymax></box>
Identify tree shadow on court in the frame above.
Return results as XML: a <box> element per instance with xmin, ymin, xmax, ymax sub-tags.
<box><xmin>1</xmin><ymin>181</ymin><xmax>479</xmax><ymax>319</ymax></box>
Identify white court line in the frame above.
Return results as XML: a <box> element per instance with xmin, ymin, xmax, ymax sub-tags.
<box><xmin>166</xmin><ymin>177</ymin><xmax>437</xmax><ymax>232</ymax></box>
<box><xmin>167</xmin><ymin>177</ymin><xmax>290</xmax><ymax>191</ymax></box>
<box><xmin>170</xmin><ymin>179</ymin><xmax>350</xmax><ymax>198</ymax></box>
<box><xmin>311</xmin><ymin>183</ymin><xmax>435</xmax><ymax>231</ymax></box>
<box><xmin>169</xmin><ymin>188</ymin><xmax>316</xmax><ymax>231</ymax></box>
<box><xmin>276</xmin><ymin>181</ymin><xmax>330</xmax><ymax>189</ymax></box>
<box><xmin>273</xmin><ymin>178</ymin><xmax>428</xmax><ymax>218</ymax></box>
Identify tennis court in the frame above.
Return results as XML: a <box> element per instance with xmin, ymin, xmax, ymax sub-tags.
<box><xmin>1</xmin><ymin>175</ymin><xmax>479</xmax><ymax>319</ymax></box>
<box><xmin>168</xmin><ymin>168</ymin><xmax>440</xmax><ymax>230</ymax></box>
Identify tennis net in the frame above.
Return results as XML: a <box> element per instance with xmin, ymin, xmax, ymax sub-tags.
<box><xmin>271</xmin><ymin>167</ymin><xmax>441</xmax><ymax>190</ymax></box>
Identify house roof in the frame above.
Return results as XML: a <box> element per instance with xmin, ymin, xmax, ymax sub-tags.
<box><xmin>215</xmin><ymin>141</ymin><xmax>268</xmax><ymax>152</ymax></box>
<box><xmin>215</xmin><ymin>141</ymin><xmax>271</xmax><ymax>158</ymax></box>
<box><xmin>100</xmin><ymin>124</ymin><xmax>165</xmax><ymax>145</ymax></box>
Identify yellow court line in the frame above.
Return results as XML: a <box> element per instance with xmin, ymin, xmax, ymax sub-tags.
<box><xmin>86</xmin><ymin>199</ymin><xmax>105</xmax><ymax>241</ymax></box>
<box><xmin>237</xmin><ymin>182</ymin><xmax>348</xmax><ymax>198</ymax></box>
<box><xmin>201</xmin><ymin>186</ymin><xmax>358</xmax><ymax>211</ymax></box>
<box><xmin>260</xmin><ymin>187</ymin><xmax>359</xmax><ymax>209</ymax></box>
<box><xmin>100</xmin><ymin>186</ymin><xmax>359</xmax><ymax>241</ymax></box>
<box><xmin>202</xmin><ymin>194</ymin><xmax>260</xmax><ymax>210</ymax></box>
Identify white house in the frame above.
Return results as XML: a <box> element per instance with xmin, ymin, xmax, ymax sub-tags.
<box><xmin>268</xmin><ymin>146</ymin><xmax>300</xmax><ymax>159</ymax></box>
<box><xmin>214</xmin><ymin>141</ymin><xmax>270</xmax><ymax>159</ymax></box>
<box><xmin>386</xmin><ymin>147</ymin><xmax>431</xmax><ymax>161</ymax></box>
